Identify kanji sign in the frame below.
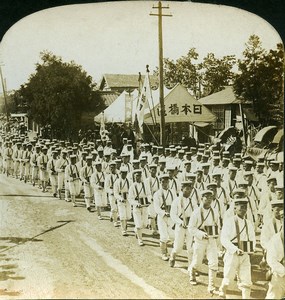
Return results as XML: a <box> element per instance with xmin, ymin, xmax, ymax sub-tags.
<box><xmin>181</xmin><ymin>104</ymin><xmax>191</xmax><ymax>115</ymax></box>
<box><xmin>193</xmin><ymin>104</ymin><xmax>202</xmax><ymax>114</ymax></box>
<box><xmin>156</xmin><ymin>103</ymin><xmax>203</xmax><ymax>117</ymax></box>
<box><xmin>169</xmin><ymin>104</ymin><xmax>179</xmax><ymax>115</ymax></box>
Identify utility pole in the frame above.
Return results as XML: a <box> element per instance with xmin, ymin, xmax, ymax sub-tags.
<box><xmin>0</xmin><ymin>65</ymin><xmax>10</xmax><ymax>132</ymax></box>
<box><xmin>150</xmin><ymin>1</ymin><xmax>172</xmax><ymax>148</ymax></box>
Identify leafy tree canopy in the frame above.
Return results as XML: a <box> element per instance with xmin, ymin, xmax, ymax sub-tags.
<box><xmin>161</xmin><ymin>48</ymin><xmax>236</xmax><ymax>98</ymax></box>
<box><xmin>13</xmin><ymin>51</ymin><xmax>104</xmax><ymax>139</ymax></box>
<box><xmin>233</xmin><ymin>35</ymin><xmax>284</xmax><ymax>127</ymax></box>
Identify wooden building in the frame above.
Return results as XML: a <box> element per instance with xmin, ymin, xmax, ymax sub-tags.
<box><xmin>198</xmin><ymin>86</ymin><xmax>258</xmax><ymax>135</ymax></box>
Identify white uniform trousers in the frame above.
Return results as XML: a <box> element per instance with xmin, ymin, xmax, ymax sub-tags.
<box><xmin>133</xmin><ymin>206</ymin><xmax>148</xmax><ymax>229</ymax></box>
<box><xmin>172</xmin><ymin>225</ymin><xmax>193</xmax><ymax>255</ymax></box>
<box><xmin>14</xmin><ymin>161</ymin><xmax>20</xmax><ymax>176</ymax></box>
<box><xmin>83</xmin><ymin>183</ymin><xmax>93</xmax><ymax>198</ymax></box>
<box><xmin>117</xmin><ymin>201</ymin><xmax>131</xmax><ymax>221</ymax></box>
<box><xmin>40</xmin><ymin>169</ymin><xmax>49</xmax><ymax>181</ymax></box>
<box><xmin>190</xmin><ymin>238</ymin><xmax>218</xmax><ymax>271</ymax></box>
<box><xmin>57</xmin><ymin>172</ymin><xmax>65</xmax><ymax>190</ymax></box>
<box><xmin>148</xmin><ymin>202</ymin><xmax>156</xmax><ymax>219</ymax></box>
<box><xmin>49</xmin><ymin>174</ymin><xmax>58</xmax><ymax>186</ymax></box>
<box><xmin>69</xmin><ymin>179</ymin><xmax>81</xmax><ymax>196</ymax></box>
<box><xmin>221</xmin><ymin>252</ymin><xmax>252</xmax><ymax>289</ymax></box>
<box><xmin>24</xmin><ymin>162</ymin><xmax>31</xmax><ymax>178</ymax></box>
<box><xmin>94</xmin><ymin>190</ymin><xmax>107</xmax><ymax>207</ymax></box>
<box><xmin>19</xmin><ymin>161</ymin><xmax>25</xmax><ymax>178</ymax></box>
<box><xmin>109</xmin><ymin>194</ymin><xmax>118</xmax><ymax>214</ymax></box>
<box><xmin>32</xmin><ymin>166</ymin><xmax>39</xmax><ymax>181</ymax></box>
<box><xmin>4</xmin><ymin>158</ymin><xmax>13</xmax><ymax>174</ymax></box>
<box><xmin>83</xmin><ymin>183</ymin><xmax>93</xmax><ymax>207</ymax></box>
<box><xmin>266</xmin><ymin>273</ymin><xmax>285</xmax><ymax>299</ymax></box>
<box><xmin>157</xmin><ymin>215</ymin><xmax>174</xmax><ymax>243</ymax></box>
<box><xmin>78</xmin><ymin>180</ymin><xmax>83</xmax><ymax>194</ymax></box>
<box><xmin>49</xmin><ymin>174</ymin><xmax>58</xmax><ymax>193</ymax></box>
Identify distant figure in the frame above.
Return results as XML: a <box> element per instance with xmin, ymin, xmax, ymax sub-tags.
<box><xmin>181</xmin><ymin>134</ymin><xmax>197</xmax><ymax>148</ymax></box>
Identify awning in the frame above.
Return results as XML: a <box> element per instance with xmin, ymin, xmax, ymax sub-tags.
<box><xmin>193</xmin><ymin>122</ymin><xmax>210</xmax><ymax>128</ymax></box>
<box><xmin>254</xmin><ymin>126</ymin><xmax>278</xmax><ymax>143</ymax></box>
<box><xmin>272</xmin><ymin>129</ymin><xmax>284</xmax><ymax>144</ymax></box>
<box><xmin>217</xmin><ymin>126</ymin><xmax>238</xmax><ymax>143</ymax></box>
<box><xmin>144</xmin><ymin>84</ymin><xmax>216</xmax><ymax>124</ymax></box>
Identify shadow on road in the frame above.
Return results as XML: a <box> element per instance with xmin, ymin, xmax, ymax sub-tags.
<box><xmin>0</xmin><ymin>288</ymin><xmax>21</xmax><ymax>296</ymax></box>
<box><xmin>0</xmin><ymin>220</ymin><xmax>75</xmax><ymax>254</ymax></box>
<box><xmin>0</xmin><ymin>260</ymin><xmax>25</xmax><ymax>284</ymax></box>
<box><xmin>0</xmin><ymin>194</ymin><xmax>50</xmax><ymax>198</ymax></box>
<box><xmin>0</xmin><ymin>237</ymin><xmax>43</xmax><ymax>244</ymax></box>
<box><xmin>0</xmin><ymin>220</ymin><xmax>76</xmax><ymax>295</ymax></box>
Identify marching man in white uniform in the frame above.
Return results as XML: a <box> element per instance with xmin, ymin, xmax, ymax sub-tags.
<box><xmin>47</xmin><ymin>150</ymin><xmax>59</xmax><ymax>197</ymax></box>
<box><xmin>65</xmin><ymin>155</ymin><xmax>81</xmax><ymax>207</ymax></box>
<box><xmin>188</xmin><ymin>189</ymin><xmax>220</xmax><ymax>294</ymax></box>
<box><xmin>105</xmin><ymin>161</ymin><xmax>120</xmax><ymax>226</ymax></box>
<box><xmin>153</xmin><ymin>174</ymin><xmax>175</xmax><ymax>261</ymax></box>
<box><xmin>31</xmin><ymin>145</ymin><xmax>41</xmax><ymax>187</ymax></box>
<box><xmin>4</xmin><ymin>141</ymin><xmax>13</xmax><ymax>176</ymax></box>
<box><xmin>38</xmin><ymin>146</ymin><xmax>49</xmax><ymax>192</ymax></box>
<box><xmin>12</xmin><ymin>142</ymin><xmax>21</xmax><ymax>178</ymax></box>
<box><xmin>80</xmin><ymin>156</ymin><xmax>94</xmax><ymax>212</ymax></box>
<box><xmin>144</xmin><ymin>164</ymin><xmax>160</xmax><ymax>236</ymax></box>
<box><xmin>128</xmin><ymin>170</ymin><xmax>149</xmax><ymax>246</ymax></box>
<box><xmin>169</xmin><ymin>180</ymin><xmax>199</xmax><ymax>268</ymax></box>
<box><xmin>22</xmin><ymin>143</ymin><xmax>33</xmax><ymax>183</ymax></box>
<box><xmin>90</xmin><ymin>162</ymin><xmax>107</xmax><ymax>220</ymax></box>
<box><xmin>114</xmin><ymin>166</ymin><xmax>132</xmax><ymax>236</ymax></box>
<box><xmin>218</xmin><ymin>197</ymin><xmax>256</xmax><ymax>299</ymax></box>
<box><xmin>265</xmin><ymin>208</ymin><xmax>284</xmax><ymax>299</ymax></box>
<box><xmin>55</xmin><ymin>150</ymin><xmax>69</xmax><ymax>200</ymax></box>
<box><xmin>260</xmin><ymin>199</ymin><xmax>283</xmax><ymax>251</ymax></box>
<box><xmin>223</xmin><ymin>166</ymin><xmax>238</xmax><ymax>204</ymax></box>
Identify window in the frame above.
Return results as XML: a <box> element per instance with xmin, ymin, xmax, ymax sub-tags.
<box><xmin>211</xmin><ymin>106</ymin><xmax>225</xmax><ymax>130</ymax></box>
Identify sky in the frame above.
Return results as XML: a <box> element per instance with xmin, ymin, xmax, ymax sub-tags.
<box><xmin>0</xmin><ymin>1</ymin><xmax>282</xmax><ymax>91</ymax></box>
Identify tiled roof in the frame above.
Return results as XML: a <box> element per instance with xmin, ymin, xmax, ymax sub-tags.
<box><xmin>99</xmin><ymin>74</ymin><xmax>159</xmax><ymax>90</ymax></box>
<box><xmin>198</xmin><ymin>86</ymin><xmax>242</xmax><ymax>105</ymax></box>
<box><xmin>98</xmin><ymin>91</ymin><xmax>120</xmax><ymax>107</ymax></box>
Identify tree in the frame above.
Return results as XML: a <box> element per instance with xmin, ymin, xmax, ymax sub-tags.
<box><xmin>200</xmin><ymin>53</ymin><xmax>236</xmax><ymax>96</ymax></box>
<box><xmin>161</xmin><ymin>48</ymin><xmax>236</xmax><ymax>98</ymax></box>
<box><xmin>233</xmin><ymin>35</ymin><xmax>284</xmax><ymax>127</ymax></box>
<box><xmin>162</xmin><ymin>48</ymin><xmax>200</xmax><ymax>94</ymax></box>
<box><xmin>0</xmin><ymin>93</ymin><xmax>16</xmax><ymax>114</ymax></box>
<box><xmin>13</xmin><ymin>51</ymin><xmax>104</xmax><ymax>139</ymax></box>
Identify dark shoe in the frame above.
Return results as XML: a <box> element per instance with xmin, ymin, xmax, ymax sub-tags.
<box><xmin>169</xmin><ymin>258</ymin><xmax>175</xmax><ymax>267</ymax></box>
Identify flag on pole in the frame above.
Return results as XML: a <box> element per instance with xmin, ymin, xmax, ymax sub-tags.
<box><xmin>135</xmin><ymin>73</ymin><xmax>152</xmax><ymax>133</ymax></box>
<box><xmin>134</xmin><ymin>113</ymin><xmax>142</xmax><ymax>140</ymax></box>
<box><xmin>99</xmin><ymin>112</ymin><xmax>106</xmax><ymax>139</ymax></box>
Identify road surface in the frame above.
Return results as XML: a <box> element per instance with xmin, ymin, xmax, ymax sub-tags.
<box><xmin>0</xmin><ymin>174</ymin><xmax>268</xmax><ymax>299</ymax></box>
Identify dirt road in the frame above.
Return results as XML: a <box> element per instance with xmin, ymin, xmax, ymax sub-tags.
<box><xmin>0</xmin><ymin>174</ymin><xmax>268</xmax><ymax>299</ymax></box>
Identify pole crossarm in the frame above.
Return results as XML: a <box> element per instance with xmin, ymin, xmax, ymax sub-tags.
<box><xmin>149</xmin><ymin>14</ymin><xmax>172</xmax><ymax>17</ymax></box>
<box><xmin>152</xmin><ymin>4</ymin><xmax>170</xmax><ymax>8</ymax></box>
